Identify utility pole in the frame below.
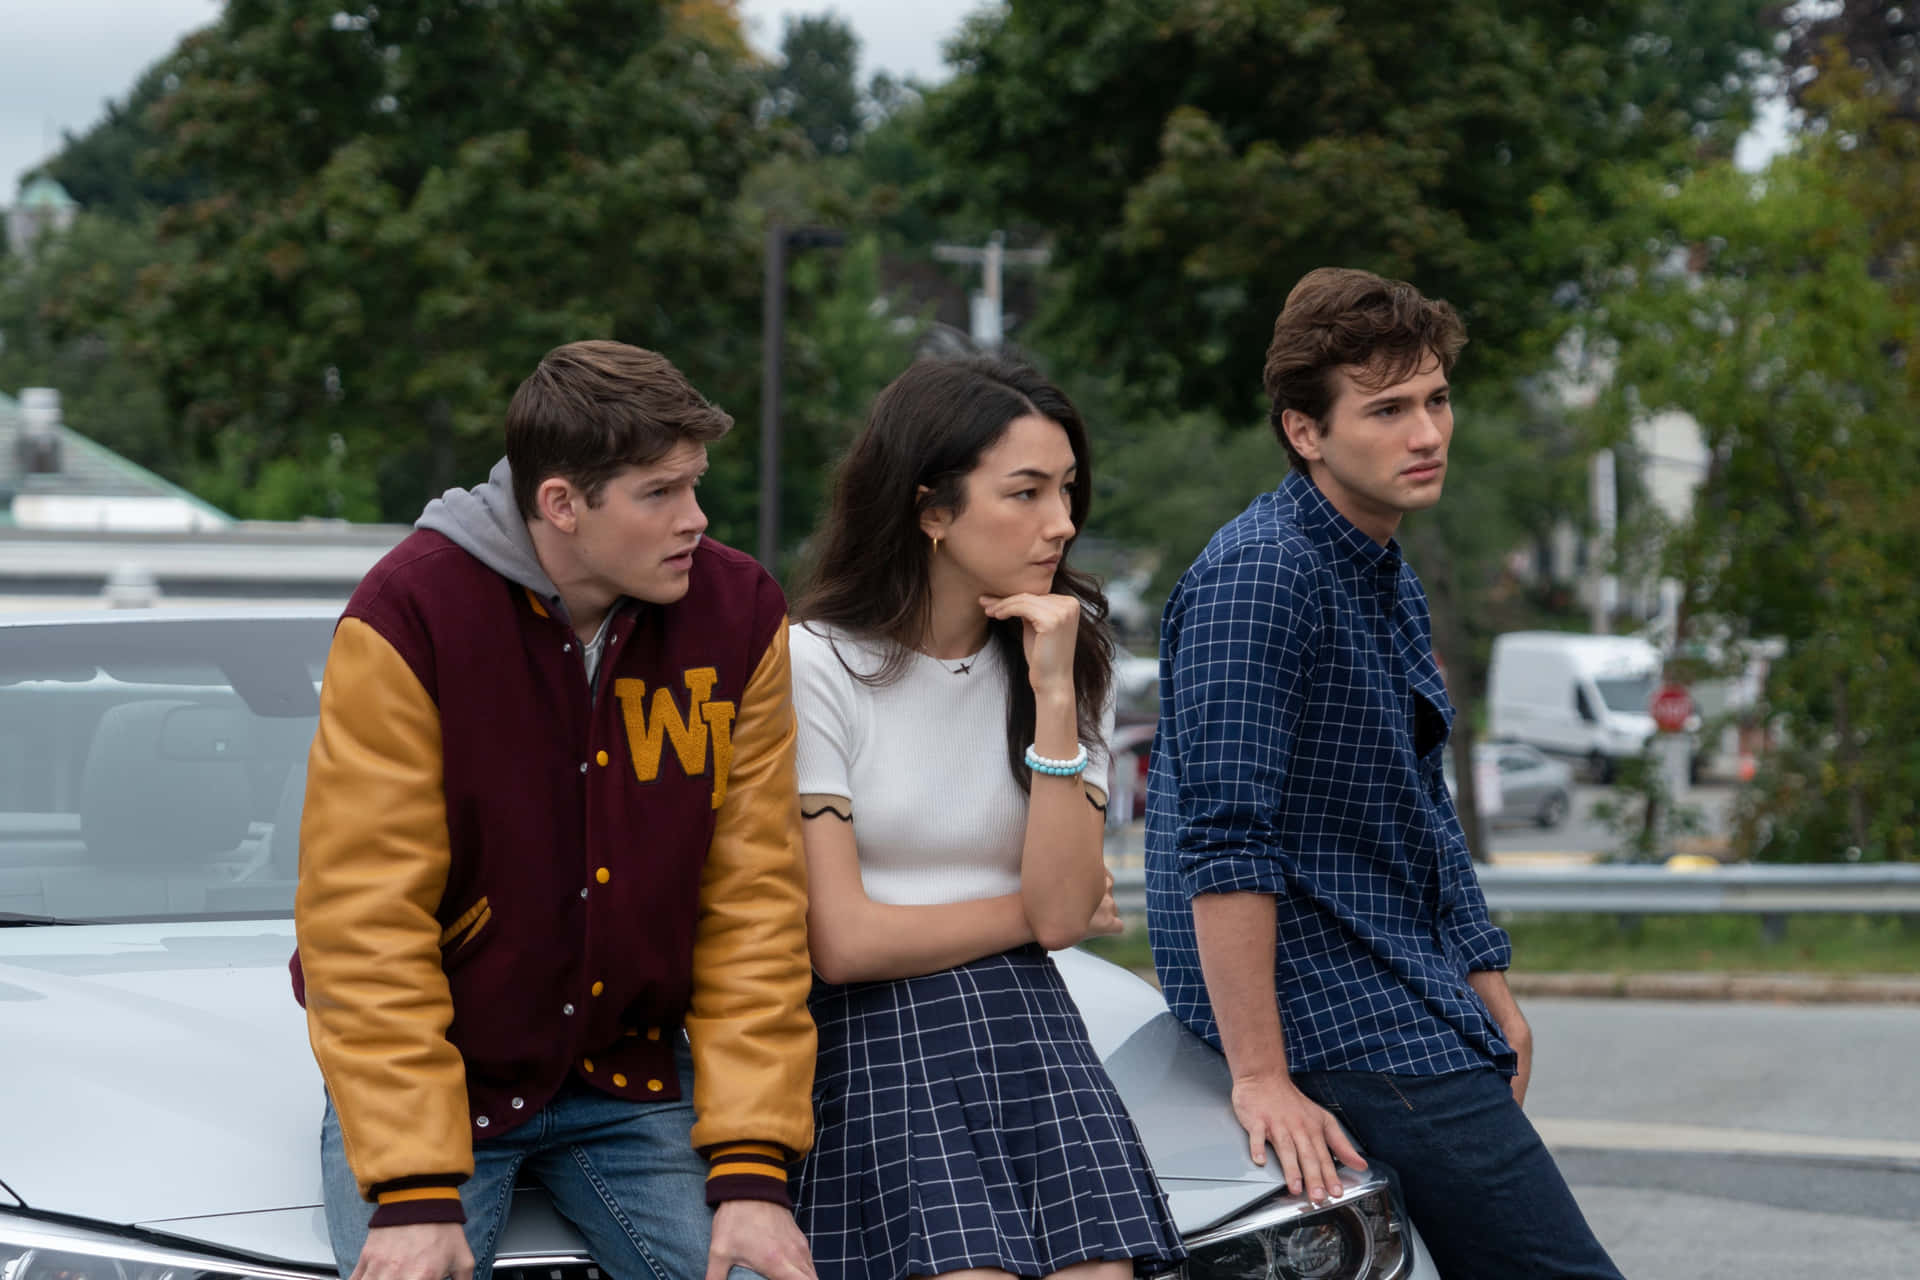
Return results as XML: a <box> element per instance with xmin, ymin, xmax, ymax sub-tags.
<box><xmin>932</xmin><ymin>230</ymin><xmax>1050</xmax><ymax>349</ymax></box>
<box><xmin>758</xmin><ymin>223</ymin><xmax>845</xmax><ymax>572</ymax></box>
<box><xmin>1588</xmin><ymin>447</ymin><xmax>1618</xmax><ymax>634</ymax></box>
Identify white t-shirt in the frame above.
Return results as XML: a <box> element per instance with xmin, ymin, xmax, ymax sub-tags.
<box><xmin>789</xmin><ymin>621</ymin><xmax>1112</xmax><ymax>907</ymax></box>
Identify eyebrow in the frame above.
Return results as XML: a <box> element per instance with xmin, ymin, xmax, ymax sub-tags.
<box><xmin>642</xmin><ymin>461</ymin><xmax>709</xmax><ymax>486</ymax></box>
<box><xmin>1003</xmin><ymin>463</ymin><xmax>1079</xmax><ymax>481</ymax></box>
<box><xmin>1359</xmin><ymin>383</ymin><xmax>1449</xmax><ymax>412</ymax></box>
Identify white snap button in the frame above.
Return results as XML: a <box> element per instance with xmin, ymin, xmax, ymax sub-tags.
<box><xmin>510</xmin><ymin>1097</ymin><xmax>525</xmax><ymax>1110</ymax></box>
<box><xmin>475</xmin><ymin>1116</ymin><xmax>489</xmax><ymax>1128</ymax></box>
<box><xmin>562</xmin><ymin>1003</ymin><xmax>575</xmax><ymax>1016</ymax></box>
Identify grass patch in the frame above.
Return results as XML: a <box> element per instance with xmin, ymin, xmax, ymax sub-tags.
<box><xmin>1083</xmin><ymin>914</ymin><xmax>1920</xmax><ymax>976</ymax></box>
<box><xmin>1501</xmin><ymin>912</ymin><xmax>1920</xmax><ymax>975</ymax></box>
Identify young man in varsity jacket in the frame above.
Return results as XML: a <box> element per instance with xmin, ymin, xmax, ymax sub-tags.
<box><xmin>292</xmin><ymin>341</ymin><xmax>817</xmax><ymax>1280</ymax></box>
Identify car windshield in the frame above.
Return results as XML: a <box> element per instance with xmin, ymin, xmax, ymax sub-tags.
<box><xmin>1594</xmin><ymin>674</ymin><xmax>1655</xmax><ymax>715</ymax></box>
<box><xmin>0</xmin><ymin>613</ymin><xmax>335</xmax><ymax>924</ymax></box>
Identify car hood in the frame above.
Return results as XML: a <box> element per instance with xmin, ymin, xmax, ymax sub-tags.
<box><xmin>1055</xmin><ymin>948</ymin><xmax>1304</xmax><ymax>1233</ymax></box>
<box><xmin>0</xmin><ymin>926</ymin><xmax>1301</xmax><ymax>1262</ymax></box>
<box><xmin>0</xmin><ymin>921</ymin><xmax>326</xmax><ymax>1227</ymax></box>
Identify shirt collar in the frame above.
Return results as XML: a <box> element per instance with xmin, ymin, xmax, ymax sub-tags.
<box><xmin>1281</xmin><ymin>471</ymin><xmax>1403</xmax><ymax>574</ymax></box>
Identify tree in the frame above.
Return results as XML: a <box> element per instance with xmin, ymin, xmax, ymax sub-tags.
<box><xmin>924</xmin><ymin>0</ymin><xmax>1772</xmax><ymax>418</ymax></box>
<box><xmin>1775</xmin><ymin>0</ymin><xmax>1920</xmax><ymax>120</ymax></box>
<box><xmin>31</xmin><ymin>61</ymin><xmax>209</xmax><ymax>219</ymax></box>
<box><xmin>0</xmin><ymin>213</ymin><xmax>177</xmax><ymax>476</ymax></box>
<box><xmin>132</xmin><ymin>0</ymin><xmax>778</xmax><ymax>520</ymax></box>
<box><xmin>766</xmin><ymin>14</ymin><xmax>864</xmax><ymax>158</ymax></box>
<box><xmin>1590</xmin><ymin>109</ymin><xmax>1920</xmax><ymax>862</ymax></box>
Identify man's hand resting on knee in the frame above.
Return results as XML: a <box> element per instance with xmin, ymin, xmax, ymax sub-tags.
<box><xmin>706</xmin><ymin>1199</ymin><xmax>817</xmax><ymax>1280</ymax></box>
<box><xmin>349</xmin><ymin>1223</ymin><xmax>473</xmax><ymax>1280</ymax></box>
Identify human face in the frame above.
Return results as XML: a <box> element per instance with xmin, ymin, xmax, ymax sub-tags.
<box><xmin>924</xmin><ymin>413</ymin><xmax>1079</xmax><ymax>600</ymax></box>
<box><xmin>559</xmin><ymin>441</ymin><xmax>710</xmax><ymax>607</ymax></box>
<box><xmin>1282</xmin><ymin>354</ymin><xmax>1452</xmax><ymax>543</ymax></box>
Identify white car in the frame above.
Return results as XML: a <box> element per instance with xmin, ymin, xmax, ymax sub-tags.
<box><xmin>0</xmin><ymin>609</ymin><xmax>1435</xmax><ymax>1280</ymax></box>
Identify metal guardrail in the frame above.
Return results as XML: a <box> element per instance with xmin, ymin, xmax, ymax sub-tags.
<box><xmin>1108</xmin><ymin>863</ymin><xmax>1920</xmax><ymax>917</ymax></box>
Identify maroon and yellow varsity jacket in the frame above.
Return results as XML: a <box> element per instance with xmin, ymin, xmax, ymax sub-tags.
<box><xmin>291</xmin><ymin>525</ymin><xmax>814</xmax><ymax>1226</ymax></box>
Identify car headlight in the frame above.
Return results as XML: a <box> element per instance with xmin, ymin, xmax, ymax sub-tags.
<box><xmin>1179</xmin><ymin>1186</ymin><xmax>1408</xmax><ymax>1280</ymax></box>
<box><xmin>0</xmin><ymin>1213</ymin><xmax>325</xmax><ymax>1280</ymax></box>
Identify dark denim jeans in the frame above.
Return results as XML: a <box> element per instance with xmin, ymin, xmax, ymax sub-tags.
<box><xmin>1293</xmin><ymin>1068</ymin><xmax>1623</xmax><ymax>1280</ymax></box>
<box><xmin>321</xmin><ymin>1042</ymin><xmax>764</xmax><ymax>1280</ymax></box>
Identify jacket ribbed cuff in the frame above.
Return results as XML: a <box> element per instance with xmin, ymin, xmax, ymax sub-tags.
<box><xmin>369</xmin><ymin>1179</ymin><xmax>467</xmax><ymax>1228</ymax></box>
<box><xmin>704</xmin><ymin>1142</ymin><xmax>792</xmax><ymax>1209</ymax></box>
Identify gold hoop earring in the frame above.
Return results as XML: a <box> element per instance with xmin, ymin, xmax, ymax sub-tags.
<box><xmin>930</xmin><ymin>533</ymin><xmax>942</xmax><ymax>554</ymax></box>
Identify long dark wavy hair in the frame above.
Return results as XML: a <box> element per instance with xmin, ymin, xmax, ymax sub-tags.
<box><xmin>793</xmin><ymin>356</ymin><xmax>1115</xmax><ymax>792</ymax></box>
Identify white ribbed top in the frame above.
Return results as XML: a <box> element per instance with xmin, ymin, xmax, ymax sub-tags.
<box><xmin>789</xmin><ymin>621</ymin><xmax>1110</xmax><ymax>907</ymax></box>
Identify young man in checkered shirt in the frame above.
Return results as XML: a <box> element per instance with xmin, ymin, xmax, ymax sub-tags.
<box><xmin>1144</xmin><ymin>268</ymin><xmax>1622</xmax><ymax>1278</ymax></box>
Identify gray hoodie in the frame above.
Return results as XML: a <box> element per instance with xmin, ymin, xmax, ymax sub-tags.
<box><xmin>415</xmin><ymin>457</ymin><xmax>569</xmax><ymax>621</ymax></box>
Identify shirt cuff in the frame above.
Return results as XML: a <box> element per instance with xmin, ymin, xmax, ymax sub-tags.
<box><xmin>1182</xmin><ymin>850</ymin><xmax>1288</xmax><ymax>900</ymax></box>
<box><xmin>704</xmin><ymin>1142</ymin><xmax>793</xmax><ymax>1209</ymax></box>
<box><xmin>1451</xmin><ymin>917</ymin><xmax>1514</xmax><ymax>972</ymax></box>
<box><xmin>369</xmin><ymin>1180</ymin><xmax>466</xmax><ymax>1227</ymax></box>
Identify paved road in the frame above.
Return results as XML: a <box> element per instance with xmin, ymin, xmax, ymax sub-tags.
<box><xmin>1524</xmin><ymin>998</ymin><xmax>1920</xmax><ymax>1277</ymax></box>
<box><xmin>1109</xmin><ymin>783</ymin><xmax>1740</xmax><ymax>863</ymax></box>
<box><xmin>1487</xmin><ymin>782</ymin><xmax>1737</xmax><ymax>859</ymax></box>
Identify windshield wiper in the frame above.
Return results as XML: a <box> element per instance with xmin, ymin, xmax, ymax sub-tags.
<box><xmin>0</xmin><ymin>911</ymin><xmax>83</xmax><ymax>926</ymax></box>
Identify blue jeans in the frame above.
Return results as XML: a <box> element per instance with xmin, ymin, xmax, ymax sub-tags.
<box><xmin>321</xmin><ymin>1043</ymin><xmax>763</xmax><ymax>1280</ymax></box>
<box><xmin>1293</xmin><ymin>1069</ymin><xmax>1623</xmax><ymax>1280</ymax></box>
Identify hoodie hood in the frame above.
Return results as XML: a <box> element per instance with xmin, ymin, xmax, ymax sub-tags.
<box><xmin>416</xmin><ymin>457</ymin><xmax>565</xmax><ymax>613</ymax></box>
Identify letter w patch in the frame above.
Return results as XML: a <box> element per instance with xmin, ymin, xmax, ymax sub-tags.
<box><xmin>613</xmin><ymin>669</ymin><xmax>736</xmax><ymax>808</ymax></box>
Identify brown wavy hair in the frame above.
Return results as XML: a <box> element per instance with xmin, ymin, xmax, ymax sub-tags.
<box><xmin>793</xmin><ymin>356</ymin><xmax>1114</xmax><ymax>792</ymax></box>
<box><xmin>1263</xmin><ymin>267</ymin><xmax>1467</xmax><ymax>474</ymax></box>
<box><xmin>504</xmin><ymin>340</ymin><xmax>733</xmax><ymax>517</ymax></box>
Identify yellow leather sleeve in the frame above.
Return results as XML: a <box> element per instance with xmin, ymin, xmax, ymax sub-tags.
<box><xmin>295</xmin><ymin>616</ymin><xmax>472</xmax><ymax>1200</ymax></box>
<box><xmin>688</xmin><ymin>621</ymin><xmax>817</xmax><ymax>1172</ymax></box>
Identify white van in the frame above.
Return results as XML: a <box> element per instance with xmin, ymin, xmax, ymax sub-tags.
<box><xmin>1487</xmin><ymin>631</ymin><xmax>1660</xmax><ymax>781</ymax></box>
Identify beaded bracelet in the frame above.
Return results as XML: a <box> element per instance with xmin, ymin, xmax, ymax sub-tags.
<box><xmin>1024</xmin><ymin>742</ymin><xmax>1091</xmax><ymax>777</ymax></box>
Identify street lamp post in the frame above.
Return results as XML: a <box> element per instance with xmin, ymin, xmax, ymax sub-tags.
<box><xmin>758</xmin><ymin>223</ymin><xmax>845</xmax><ymax>572</ymax></box>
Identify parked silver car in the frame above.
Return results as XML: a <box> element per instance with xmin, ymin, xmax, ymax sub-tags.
<box><xmin>1445</xmin><ymin>740</ymin><xmax>1576</xmax><ymax>829</ymax></box>
<box><xmin>0</xmin><ymin>610</ymin><xmax>1434</xmax><ymax>1280</ymax></box>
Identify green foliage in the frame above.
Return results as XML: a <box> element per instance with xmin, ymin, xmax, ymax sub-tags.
<box><xmin>1500</xmin><ymin>912</ymin><xmax>1920</xmax><ymax>974</ymax></box>
<box><xmin>0</xmin><ymin>213</ymin><xmax>176</xmax><ymax>471</ymax></box>
<box><xmin>1589</xmin><ymin>87</ymin><xmax>1920</xmax><ymax>862</ymax></box>
<box><xmin>1589</xmin><ymin>751</ymin><xmax>1708</xmax><ymax>862</ymax></box>
<box><xmin>1779</xmin><ymin>0</ymin><xmax>1920</xmax><ymax>121</ymax></box>
<box><xmin>188</xmin><ymin>428</ymin><xmax>382</xmax><ymax>521</ymax></box>
<box><xmin>134</xmin><ymin>0</ymin><xmax>778</xmax><ymax>519</ymax></box>
<box><xmin>31</xmin><ymin>60</ymin><xmax>209</xmax><ymax>218</ymax></box>
<box><xmin>925</xmin><ymin>0</ymin><xmax>1771</xmax><ymax>412</ymax></box>
<box><xmin>697</xmin><ymin>234</ymin><xmax>921</xmax><ymax>564</ymax></box>
<box><xmin>765</xmin><ymin>13</ymin><xmax>864</xmax><ymax>157</ymax></box>
<box><xmin>1085</xmin><ymin>911</ymin><xmax>1920</xmax><ymax>974</ymax></box>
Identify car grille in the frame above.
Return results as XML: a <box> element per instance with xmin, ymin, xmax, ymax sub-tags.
<box><xmin>495</xmin><ymin>1264</ymin><xmax>602</xmax><ymax>1280</ymax></box>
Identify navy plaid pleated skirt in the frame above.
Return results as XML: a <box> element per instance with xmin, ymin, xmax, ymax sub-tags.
<box><xmin>794</xmin><ymin>944</ymin><xmax>1185</xmax><ymax>1280</ymax></box>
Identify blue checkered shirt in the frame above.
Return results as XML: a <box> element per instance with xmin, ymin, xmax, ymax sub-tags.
<box><xmin>1145</xmin><ymin>471</ymin><xmax>1515</xmax><ymax>1078</ymax></box>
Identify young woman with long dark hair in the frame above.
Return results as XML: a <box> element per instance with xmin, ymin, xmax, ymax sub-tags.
<box><xmin>787</xmin><ymin>356</ymin><xmax>1183</xmax><ymax>1280</ymax></box>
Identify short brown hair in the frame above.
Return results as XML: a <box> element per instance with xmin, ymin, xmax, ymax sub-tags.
<box><xmin>504</xmin><ymin>340</ymin><xmax>733</xmax><ymax>517</ymax></box>
<box><xmin>1263</xmin><ymin>268</ymin><xmax>1467</xmax><ymax>473</ymax></box>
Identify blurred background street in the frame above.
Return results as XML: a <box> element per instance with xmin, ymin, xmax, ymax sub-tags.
<box><xmin>6</xmin><ymin>1</ymin><xmax>1919</xmax><ymax>1275</ymax></box>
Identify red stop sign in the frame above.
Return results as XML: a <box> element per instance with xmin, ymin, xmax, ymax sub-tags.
<box><xmin>1650</xmin><ymin>684</ymin><xmax>1693</xmax><ymax>733</ymax></box>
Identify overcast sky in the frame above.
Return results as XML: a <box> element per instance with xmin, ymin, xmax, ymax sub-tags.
<box><xmin>1</xmin><ymin>0</ymin><xmax>982</xmax><ymax>197</ymax></box>
<box><xmin>5</xmin><ymin>0</ymin><xmax>1788</xmax><ymax>200</ymax></box>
